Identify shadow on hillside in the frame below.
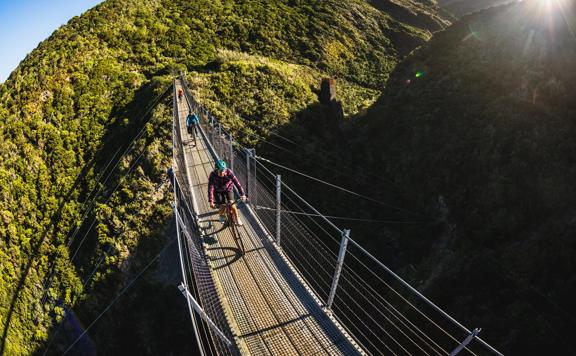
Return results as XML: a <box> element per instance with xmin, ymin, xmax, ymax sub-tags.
<box><xmin>38</xmin><ymin>215</ymin><xmax>198</xmax><ymax>355</ymax></box>
<box><xmin>244</xmin><ymin>99</ymin><xmax>436</xmax><ymax>269</ymax></box>
<box><xmin>0</xmin><ymin>79</ymin><xmax>171</xmax><ymax>355</ymax></box>
<box><xmin>0</xmin><ymin>146</ymin><xmax>100</xmax><ymax>355</ymax></box>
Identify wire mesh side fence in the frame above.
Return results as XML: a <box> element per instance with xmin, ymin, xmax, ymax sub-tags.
<box><xmin>173</xmin><ymin>83</ymin><xmax>207</xmax><ymax>355</ymax></box>
<box><xmin>252</xmin><ymin>160</ymin><xmax>343</xmax><ymax>303</ymax></box>
<box><xmin>174</xmin><ymin>178</ymin><xmax>237</xmax><ymax>355</ymax></box>
<box><xmin>173</xmin><ymin>81</ymin><xmax>239</xmax><ymax>355</ymax></box>
<box><xmin>179</xmin><ymin>76</ymin><xmax>502</xmax><ymax>356</ymax></box>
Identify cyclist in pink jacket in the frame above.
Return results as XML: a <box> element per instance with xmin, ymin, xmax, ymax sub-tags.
<box><xmin>208</xmin><ymin>160</ymin><xmax>247</xmax><ymax>226</ymax></box>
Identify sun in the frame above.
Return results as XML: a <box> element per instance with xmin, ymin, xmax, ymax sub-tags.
<box><xmin>525</xmin><ymin>0</ymin><xmax>576</xmax><ymax>38</ymax></box>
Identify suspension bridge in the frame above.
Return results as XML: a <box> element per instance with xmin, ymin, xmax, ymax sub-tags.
<box><xmin>172</xmin><ymin>76</ymin><xmax>503</xmax><ymax>356</ymax></box>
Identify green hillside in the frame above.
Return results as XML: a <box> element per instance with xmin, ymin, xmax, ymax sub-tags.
<box><xmin>0</xmin><ymin>0</ymin><xmax>447</xmax><ymax>354</ymax></box>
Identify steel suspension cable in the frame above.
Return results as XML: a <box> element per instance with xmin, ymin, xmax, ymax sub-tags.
<box><xmin>253</xmin><ymin>169</ymin><xmax>343</xmax><ymax>250</ymax></box>
<box><xmin>69</xmin><ymin>149</ymin><xmax>147</xmax><ymax>262</ymax></box>
<box><xmin>254</xmin><ymin>159</ymin><xmax>343</xmax><ymax>237</ymax></box>
<box><xmin>252</xmin><ymin>161</ymin><xmax>446</xmax><ymax>351</ymax></box>
<box><xmin>244</xmin><ymin>137</ymin><xmax>464</xmax><ymax>356</ymax></box>
<box><xmin>251</xmin><ymin>157</ymin><xmax>426</xmax><ymax>224</ymax></box>
<box><xmin>256</xmin><ymin>155</ymin><xmax>426</xmax><ymax>218</ymax></box>
<box><xmin>253</xmin><ymin>168</ymin><xmax>345</xmax><ymax>259</ymax></box>
<box><xmin>249</xmin><ymin>177</ymin><xmax>421</xmax><ymax>354</ymax></box>
<box><xmin>338</xmin><ymin>265</ymin><xmax>449</xmax><ymax>355</ymax></box>
<box><xmin>324</xmin><ymin>267</ymin><xmax>421</xmax><ymax>355</ymax></box>
<box><xmin>343</xmin><ymin>246</ymin><xmax>472</xmax><ymax>351</ymax></box>
<box><xmin>254</xmin><ymin>146</ymin><xmax>485</xmax><ymax>353</ymax></box>
<box><xmin>331</xmin><ymin>293</ymin><xmax>398</xmax><ymax>355</ymax></box>
<box><xmin>253</xmin><ymin>203</ymin><xmax>336</xmax><ymax>285</ymax></box>
<box><xmin>336</xmin><ymin>266</ymin><xmax>445</xmax><ymax>355</ymax></box>
<box><xmin>250</xmin><ymin>174</ymin><xmax>340</xmax><ymax>260</ymax></box>
<box><xmin>236</xmin><ymin>117</ymin><xmax>428</xmax><ymax>208</ymax></box>
<box><xmin>255</xmin><ymin>205</ymin><xmax>427</xmax><ymax>224</ymax></box>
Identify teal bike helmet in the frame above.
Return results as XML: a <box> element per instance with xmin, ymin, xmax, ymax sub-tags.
<box><xmin>215</xmin><ymin>159</ymin><xmax>227</xmax><ymax>172</ymax></box>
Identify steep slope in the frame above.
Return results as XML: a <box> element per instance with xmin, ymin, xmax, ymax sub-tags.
<box><xmin>0</xmin><ymin>0</ymin><xmax>448</xmax><ymax>354</ymax></box>
<box><xmin>349</xmin><ymin>0</ymin><xmax>576</xmax><ymax>353</ymax></box>
<box><xmin>438</xmin><ymin>0</ymin><xmax>515</xmax><ymax>17</ymax></box>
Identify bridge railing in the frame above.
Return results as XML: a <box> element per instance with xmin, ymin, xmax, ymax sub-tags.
<box><xmin>247</xmin><ymin>158</ymin><xmax>492</xmax><ymax>356</ymax></box>
<box><xmin>180</xmin><ymin>76</ymin><xmax>502</xmax><ymax>356</ymax></box>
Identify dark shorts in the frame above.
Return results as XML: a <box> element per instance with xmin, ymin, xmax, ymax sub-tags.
<box><xmin>187</xmin><ymin>124</ymin><xmax>197</xmax><ymax>134</ymax></box>
<box><xmin>215</xmin><ymin>191</ymin><xmax>234</xmax><ymax>206</ymax></box>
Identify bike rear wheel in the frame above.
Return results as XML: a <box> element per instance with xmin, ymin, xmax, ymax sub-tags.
<box><xmin>226</xmin><ymin>206</ymin><xmax>244</xmax><ymax>254</ymax></box>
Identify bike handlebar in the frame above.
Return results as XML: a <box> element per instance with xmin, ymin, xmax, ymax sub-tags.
<box><xmin>212</xmin><ymin>197</ymin><xmax>248</xmax><ymax>209</ymax></box>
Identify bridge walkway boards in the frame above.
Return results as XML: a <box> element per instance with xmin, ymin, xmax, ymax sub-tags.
<box><xmin>175</xmin><ymin>81</ymin><xmax>363</xmax><ymax>355</ymax></box>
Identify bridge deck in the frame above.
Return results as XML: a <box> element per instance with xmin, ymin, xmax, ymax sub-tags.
<box><xmin>175</xmin><ymin>82</ymin><xmax>363</xmax><ymax>355</ymax></box>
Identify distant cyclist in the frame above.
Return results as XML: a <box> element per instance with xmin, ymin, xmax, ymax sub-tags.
<box><xmin>167</xmin><ymin>167</ymin><xmax>174</xmax><ymax>183</ymax></box>
<box><xmin>186</xmin><ymin>111</ymin><xmax>200</xmax><ymax>142</ymax></box>
<box><xmin>208</xmin><ymin>160</ymin><xmax>247</xmax><ymax>226</ymax></box>
<box><xmin>177</xmin><ymin>88</ymin><xmax>183</xmax><ymax>101</ymax></box>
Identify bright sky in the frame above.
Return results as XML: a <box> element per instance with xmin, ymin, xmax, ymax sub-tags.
<box><xmin>0</xmin><ymin>0</ymin><xmax>103</xmax><ymax>83</ymax></box>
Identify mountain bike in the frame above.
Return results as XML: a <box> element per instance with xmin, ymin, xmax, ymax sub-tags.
<box><xmin>219</xmin><ymin>197</ymin><xmax>246</xmax><ymax>254</ymax></box>
<box><xmin>187</xmin><ymin>123</ymin><xmax>198</xmax><ymax>146</ymax></box>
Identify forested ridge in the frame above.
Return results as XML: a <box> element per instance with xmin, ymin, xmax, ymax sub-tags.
<box><xmin>0</xmin><ymin>0</ymin><xmax>446</xmax><ymax>354</ymax></box>
<box><xmin>437</xmin><ymin>0</ymin><xmax>515</xmax><ymax>17</ymax></box>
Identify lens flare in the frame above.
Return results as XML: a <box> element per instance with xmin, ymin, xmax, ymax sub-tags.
<box><xmin>530</xmin><ymin>0</ymin><xmax>576</xmax><ymax>41</ymax></box>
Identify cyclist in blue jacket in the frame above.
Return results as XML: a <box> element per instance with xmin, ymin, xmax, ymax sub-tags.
<box><xmin>186</xmin><ymin>111</ymin><xmax>200</xmax><ymax>141</ymax></box>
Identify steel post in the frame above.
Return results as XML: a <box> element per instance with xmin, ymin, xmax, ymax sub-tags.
<box><xmin>229</xmin><ymin>134</ymin><xmax>234</xmax><ymax>170</ymax></box>
<box><xmin>251</xmin><ymin>148</ymin><xmax>257</xmax><ymax>205</ymax></box>
<box><xmin>178</xmin><ymin>284</ymin><xmax>233</xmax><ymax>347</ymax></box>
<box><xmin>276</xmin><ymin>175</ymin><xmax>282</xmax><ymax>246</ymax></box>
<box><xmin>327</xmin><ymin>229</ymin><xmax>350</xmax><ymax>310</ymax></box>
<box><xmin>450</xmin><ymin>328</ymin><xmax>481</xmax><ymax>356</ymax></box>
<box><xmin>245</xmin><ymin>148</ymin><xmax>251</xmax><ymax>198</ymax></box>
<box><xmin>218</xmin><ymin>124</ymin><xmax>222</xmax><ymax>157</ymax></box>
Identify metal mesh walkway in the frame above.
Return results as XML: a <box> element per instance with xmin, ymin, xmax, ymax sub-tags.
<box><xmin>175</xmin><ymin>81</ymin><xmax>363</xmax><ymax>355</ymax></box>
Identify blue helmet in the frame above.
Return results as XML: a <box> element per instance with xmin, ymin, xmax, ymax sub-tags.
<box><xmin>215</xmin><ymin>160</ymin><xmax>227</xmax><ymax>172</ymax></box>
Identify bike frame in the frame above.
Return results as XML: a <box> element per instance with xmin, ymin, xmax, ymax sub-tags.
<box><xmin>220</xmin><ymin>198</ymin><xmax>244</xmax><ymax>253</ymax></box>
<box><xmin>187</xmin><ymin>124</ymin><xmax>198</xmax><ymax>145</ymax></box>
<box><xmin>220</xmin><ymin>198</ymin><xmax>241</xmax><ymax>226</ymax></box>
